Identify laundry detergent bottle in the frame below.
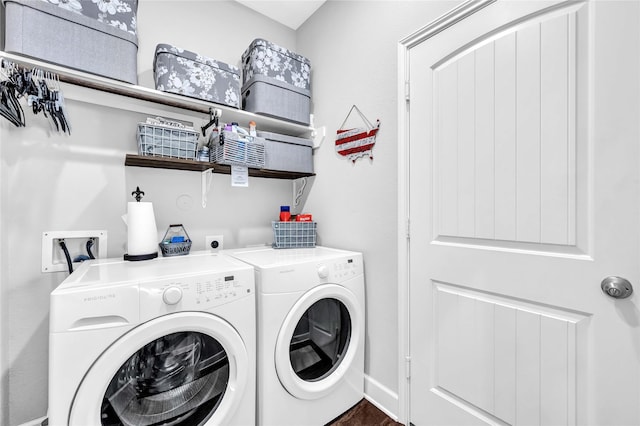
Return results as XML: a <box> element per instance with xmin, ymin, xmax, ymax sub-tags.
<box><xmin>280</xmin><ymin>205</ymin><xmax>291</xmax><ymax>221</ymax></box>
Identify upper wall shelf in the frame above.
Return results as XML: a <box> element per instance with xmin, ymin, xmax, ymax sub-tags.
<box><xmin>0</xmin><ymin>51</ymin><xmax>314</xmax><ymax>137</ymax></box>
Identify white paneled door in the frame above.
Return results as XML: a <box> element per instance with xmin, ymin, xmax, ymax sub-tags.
<box><xmin>407</xmin><ymin>1</ymin><xmax>640</xmax><ymax>425</ymax></box>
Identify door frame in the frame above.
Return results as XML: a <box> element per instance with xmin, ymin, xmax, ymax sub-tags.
<box><xmin>396</xmin><ymin>1</ymin><xmax>496</xmax><ymax>423</ymax></box>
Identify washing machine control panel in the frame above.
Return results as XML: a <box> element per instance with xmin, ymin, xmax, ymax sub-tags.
<box><xmin>139</xmin><ymin>270</ymin><xmax>253</xmax><ymax>318</ymax></box>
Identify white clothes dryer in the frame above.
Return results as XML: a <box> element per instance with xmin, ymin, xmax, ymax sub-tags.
<box><xmin>48</xmin><ymin>253</ymin><xmax>256</xmax><ymax>426</ymax></box>
<box><xmin>226</xmin><ymin>246</ymin><xmax>365</xmax><ymax>426</ymax></box>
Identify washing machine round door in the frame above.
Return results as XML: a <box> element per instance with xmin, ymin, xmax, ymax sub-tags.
<box><xmin>275</xmin><ymin>284</ymin><xmax>363</xmax><ymax>400</ymax></box>
<box><xmin>69</xmin><ymin>312</ymin><xmax>249</xmax><ymax>426</ymax></box>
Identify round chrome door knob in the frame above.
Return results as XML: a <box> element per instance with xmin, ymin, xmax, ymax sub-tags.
<box><xmin>601</xmin><ymin>276</ymin><xmax>633</xmax><ymax>299</ymax></box>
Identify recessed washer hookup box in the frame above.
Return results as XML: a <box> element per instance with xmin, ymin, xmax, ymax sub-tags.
<box><xmin>3</xmin><ymin>0</ymin><xmax>139</xmax><ymax>84</ymax></box>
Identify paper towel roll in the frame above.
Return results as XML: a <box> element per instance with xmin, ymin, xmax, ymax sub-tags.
<box><xmin>127</xmin><ymin>201</ymin><xmax>158</xmax><ymax>256</ymax></box>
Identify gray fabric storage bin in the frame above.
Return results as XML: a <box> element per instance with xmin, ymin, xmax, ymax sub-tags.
<box><xmin>241</xmin><ymin>38</ymin><xmax>311</xmax><ymax>90</ymax></box>
<box><xmin>3</xmin><ymin>0</ymin><xmax>138</xmax><ymax>84</ymax></box>
<box><xmin>242</xmin><ymin>75</ymin><xmax>311</xmax><ymax>125</ymax></box>
<box><xmin>257</xmin><ymin>131</ymin><xmax>313</xmax><ymax>174</ymax></box>
<box><xmin>154</xmin><ymin>44</ymin><xmax>241</xmax><ymax>108</ymax></box>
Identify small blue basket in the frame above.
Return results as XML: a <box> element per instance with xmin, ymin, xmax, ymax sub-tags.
<box><xmin>159</xmin><ymin>224</ymin><xmax>192</xmax><ymax>257</ymax></box>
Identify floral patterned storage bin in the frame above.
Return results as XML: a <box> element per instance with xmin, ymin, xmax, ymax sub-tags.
<box><xmin>241</xmin><ymin>38</ymin><xmax>311</xmax><ymax>90</ymax></box>
<box><xmin>37</xmin><ymin>0</ymin><xmax>138</xmax><ymax>36</ymax></box>
<box><xmin>154</xmin><ymin>44</ymin><xmax>241</xmax><ymax>108</ymax></box>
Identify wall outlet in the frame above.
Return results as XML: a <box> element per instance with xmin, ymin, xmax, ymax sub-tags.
<box><xmin>205</xmin><ymin>235</ymin><xmax>224</xmax><ymax>252</ymax></box>
<box><xmin>42</xmin><ymin>230</ymin><xmax>108</xmax><ymax>273</ymax></box>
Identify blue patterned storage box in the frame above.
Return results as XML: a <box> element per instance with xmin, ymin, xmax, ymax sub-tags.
<box><xmin>241</xmin><ymin>39</ymin><xmax>311</xmax><ymax>125</ymax></box>
<box><xmin>154</xmin><ymin>44</ymin><xmax>241</xmax><ymax>108</ymax></box>
<box><xmin>3</xmin><ymin>0</ymin><xmax>138</xmax><ymax>84</ymax></box>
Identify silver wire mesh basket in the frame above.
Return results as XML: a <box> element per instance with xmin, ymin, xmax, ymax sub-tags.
<box><xmin>137</xmin><ymin>117</ymin><xmax>199</xmax><ymax>160</ymax></box>
<box><xmin>211</xmin><ymin>130</ymin><xmax>265</xmax><ymax>168</ymax></box>
<box><xmin>272</xmin><ymin>221</ymin><xmax>317</xmax><ymax>249</ymax></box>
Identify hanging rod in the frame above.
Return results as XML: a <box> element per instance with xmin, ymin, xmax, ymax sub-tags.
<box><xmin>0</xmin><ymin>51</ymin><xmax>314</xmax><ymax>135</ymax></box>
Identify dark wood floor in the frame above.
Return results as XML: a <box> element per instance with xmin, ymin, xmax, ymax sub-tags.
<box><xmin>327</xmin><ymin>399</ymin><xmax>403</xmax><ymax>425</ymax></box>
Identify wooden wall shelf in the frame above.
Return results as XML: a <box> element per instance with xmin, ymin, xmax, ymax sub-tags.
<box><xmin>125</xmin><ymin>154</ymin><xmax>315</xmax><ymax>180</ymax></box>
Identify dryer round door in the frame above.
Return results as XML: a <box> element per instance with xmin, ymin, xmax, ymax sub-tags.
<box><xmin>275</xmin><ymin>283</ymin><xmax>363</xmax><ymax>400</ymax></box>
<box><xmin>69</xmin><ymin>312</ymin><xmax>249</xmax><ymax>426</ymax></box>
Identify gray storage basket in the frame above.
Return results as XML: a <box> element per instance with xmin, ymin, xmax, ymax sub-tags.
<box><xmin>3</xmin><ymin>0</ymin><xmax>139</xmax><ymax>84</ymax></box>
<box><xmin>258</xmin><ymin>131</ymin><xmax>313</xmax><ymax>173</ymax></box>
<box><xmin>272</xmin><ymin>221</ymin><xmax>317</xmax><ymax>249</ymax></box>
<box><xmin>241</xmin><ymin>75</ymin><xmax>311</xmax><ymax>126</ymax></box>
<box><xmin>137</xmin><ymin>118</ymin><xmax>199</xmax><ymax>160</ymax></box>
<box><xmin>210</xmin><ymin>130</ymin><xmax>265</xmax><ymax>168</ymax></box>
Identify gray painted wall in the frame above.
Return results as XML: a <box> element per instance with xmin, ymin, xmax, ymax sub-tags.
<box><xmin>296</xmin><ymin>0</ymin><xmax>461</xmax><ymax>414</ymax></box>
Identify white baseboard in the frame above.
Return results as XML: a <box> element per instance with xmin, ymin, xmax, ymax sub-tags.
<box><xmin>364</xmin><ymin>374</ymin><xmax>399</xmax><ymax>421</ymax></box>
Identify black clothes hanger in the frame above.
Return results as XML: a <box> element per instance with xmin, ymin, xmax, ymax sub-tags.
<box><xmin>0</xmin><ymin>59</ymin><xmax>70</xmax><ymax>133</ymax></box>
<box><xmin>0</xmin><ymin>81</ymin><xmax>24</xmax><ymax>127</ymax></box>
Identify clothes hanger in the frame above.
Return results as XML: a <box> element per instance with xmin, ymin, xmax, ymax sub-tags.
<box><xmin>0</xmin><ymin>60</ymin><xmax>25</xmax><ymax>126</ymax></box>
<box><xmin>0</xmin><ymin>82</ymin><xmax>23</xmax><ymax>127</ymax></box>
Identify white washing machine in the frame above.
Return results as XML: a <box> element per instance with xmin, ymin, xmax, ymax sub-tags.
<box><xmin>48</xmin><ymin>253</ymin><xmax>256</xmax><ymax>426</ymax></box>
<box><xmin>226</xmin><ymin>246</ymin><xmax>365</xmax><ymax>426</ymax></box>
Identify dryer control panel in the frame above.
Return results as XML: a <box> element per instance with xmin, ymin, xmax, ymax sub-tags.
<box><xmin>319</xmin><ymin>256</ymin><xmax>364</xmax><ymax>282</ymax></box>
<box><xmin>138</xmin><ymin>269</ymin><xmax>254</xmax><ymax>320</ymax></box>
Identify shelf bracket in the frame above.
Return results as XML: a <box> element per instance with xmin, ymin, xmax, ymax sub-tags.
<box><xmin>311</xmin><ymin>126</ymin><xmax>326</xmax><ymax>149</ymax></box>
<box><xmin>292</xmin><ymin>176</ymin><xmax>315</xmax><ymax>215</ymax></box>
<box><xmin>309</xmin><ymin>115</ymin><xmax>325</xmax><ymax>149</ymax></box>
<box><xmin>201</xmin><ymin>168</ymin><xmax>214</xmax><ymax>208</ymax></box>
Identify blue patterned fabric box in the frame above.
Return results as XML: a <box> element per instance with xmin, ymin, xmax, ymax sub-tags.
<box><xmin>154</xmin><ymin>44</ymin><xmax>241</xmax><ymax>108</ymax></box>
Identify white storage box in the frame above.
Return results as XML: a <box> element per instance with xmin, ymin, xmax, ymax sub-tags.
<box><xmin>3</xmin><ymin>0</ymin><xmax>138</xmax><ymax>84</ymax></box>
<box><xmin>258</xmin><ymin>131</ymin><xmax>313</xmax><ymax>174</ymax></box>
<box><xmin>154</xmin><ymin>44</ymin><xmax>241</xmax><ymax>108</ymax></box>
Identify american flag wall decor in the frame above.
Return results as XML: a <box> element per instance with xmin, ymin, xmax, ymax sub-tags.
<box><xmin>335</xmin><ymin>105</ymin><xmax>380</xmax><ymax>163</ymax></box>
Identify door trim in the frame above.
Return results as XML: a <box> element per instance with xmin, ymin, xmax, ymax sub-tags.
<box><xmin>396</xmin><ymin>1</ymin><xmax>496</xmax><ymax>423</ymax></box>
